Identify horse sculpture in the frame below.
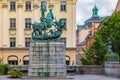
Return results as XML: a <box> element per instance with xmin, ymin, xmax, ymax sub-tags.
<box><xmin>30</xmin><ymin>4</ymin><xmax>64</xmax><ymax>41</ymax></box>
<box><xmin>31</xmin><ymin>19</ymin><xmax>64</xmax><ymax>41</ymax></box>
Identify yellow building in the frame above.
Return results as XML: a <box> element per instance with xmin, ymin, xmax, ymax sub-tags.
<box><xmin>0</xmin><ymin>0</ymin><xmax>76</xmax><ymax>65</ymax></box>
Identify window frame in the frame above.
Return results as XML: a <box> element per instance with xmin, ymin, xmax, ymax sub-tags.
<box><xmin>60</xmin><ymin>37</ymin><xmax>66</xmax><ymax>47</ymax></box>
<box><xmin>25</xmin><ymin>38</ymin><xmax>31</xmax><ymax>48</ymax></box>
<box><xmin>66</xmin><ymin>55</ymin><xmax>70</xmax><ymax>65</ymax></box>
<box><xmin>23</xmin><ymin>55</ymin><xmax>29</xmax><ymax>65</ymax></box>
<box><xmin>10</xmin><ymin>1</ymin><xmax>16</xmax><ymax>11</ymax></box>
<box><xmin>60</xmin><ymin>18</ymin><xmax>67</xmax><ymax>29</ymax></box>
<box><xmin>60</xmin><ymin>1</ymin><xmax>66</xmax><ymax>11</ymax></box>
<box><xmin>25</xmin><ymin>1</ymin><xmax>31</xmax><ymax>11</ymax></box>
<box><xmin>25</xmin><ymin>18</ymin><xmax>31</xmax><ymax>29</ymax></box>
<box><xmin>10</xmin><ymin>18</ymin><xmax>16</xmax><ymax>29</ymax></box>
<box><xmin>41</xmin><ymin>1</ymin><xmax>47</xmax><ymax>8</ymax></box>
<box><xmin>8</xmin><ymin>55</ymin><xmax>18</xmax><ymax>65</ymax></box>
<box><xmin>10</xmin><ymin>38</ymin><xmax>16</xmax><ymax>48</ymax></box>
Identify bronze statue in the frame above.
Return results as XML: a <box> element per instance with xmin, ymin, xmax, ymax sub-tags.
<box><xmin>106</xmin><ymin>41</ymin><xmax>118</xmax><ymax>62</ymax></box>
<box><xmin>30</xmin><ymin>4</ymin><xmax>64</xmax><ymax>41</ymax></box>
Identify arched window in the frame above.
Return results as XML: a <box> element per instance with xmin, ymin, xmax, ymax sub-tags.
<box><xmin>23</xmin><ymin>55</ymin><xmax>29</xmax><ymax>65</ymax></box>
<box><xmin>8</xmin><ymin>56</ymin><xmax>18</xmax><ymax>65</ymax></box>
<box><xmin>66</xmin><ymin>55</ymin><xmax>70</xmax><ymax>65</ymax></box>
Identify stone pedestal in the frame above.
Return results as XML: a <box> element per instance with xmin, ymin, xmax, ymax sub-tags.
<box><xmin>104</xmin><ymin>62</ymin><xmax>120</xmax><ymax>77</ymax></box>
<box><xmin>28</xmin><ymin>42</ymin><xmax>66</xmax><ymax>78</ymax></box>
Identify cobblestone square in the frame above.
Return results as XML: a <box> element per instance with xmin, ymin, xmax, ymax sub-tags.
<box><xmin>0</xmin><ymin>75</ymin><xmax>119</xmax><ymax>80</ymax></box>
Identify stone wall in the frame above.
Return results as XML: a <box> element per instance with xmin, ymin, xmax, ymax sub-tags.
<box><xmin>11</xmin><ymin>64</ymin><xmax>120</xmax><ymax>77</ymax></box>
<box><xmin>76</xmin><ymin>65</ymin><xmax>104</xmax><ymax>75</ymax></box>
<box><xmin>104</xmin><ymin>62</ymin><xmax>120</xmax><ymax>77</ymax></box>
<box><xmin>10</xmin><ymin>65</ymin><xmax>28</xmax><ymax>72</ymax></box>
<box><xmin>11</xmin><ymin>65</ymin><xmax>104</xmax><ymax>75</ymax></box>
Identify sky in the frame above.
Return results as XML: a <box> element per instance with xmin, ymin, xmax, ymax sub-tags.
<box><xmin>76</xmin><ymin>0</ymin><xmax>118</xmax><ymax>25</ymax></box>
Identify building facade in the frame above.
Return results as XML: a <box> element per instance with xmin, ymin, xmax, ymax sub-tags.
<box><xmin>76</xmin><ymin>26</ymin><xmax>90</xmax><ymax>65</ymax></box>
<box><xmin>76</xmin><ymin>5</ymin><xmax>105</xmax><ymax>65</ymax></box>
<box><xmin>115</xmin><ymin>0</ymin><xmax>120</xmax><ymax>12</ymax></box>
<box><xmin>0</xmin><ymin>0</ymin><xmax>76</xmax><ymax>65</ymax></box>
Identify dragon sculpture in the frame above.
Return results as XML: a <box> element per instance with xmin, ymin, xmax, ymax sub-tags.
<box><xmin>30</xmin><ymin>4</ymin><xmax>64</xmax><ymax>41</ymax></box>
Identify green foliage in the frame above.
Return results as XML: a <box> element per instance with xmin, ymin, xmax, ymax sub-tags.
<box><xmin>97</xmin><ymin>11</ymin><xmax>120</xmax><ymax>56</ymax></box>
<box><xmin>0</xmin><ymin>57</ymin><xmax>3</xmax><ymax>64</ymax></box>
<box><xmin>8</xmin><ymin>70</ymin><xmax>23</xmax><ymax>78</ymax></box>
<box><xmin>0</xmin><ymin>57</ymin><xmax>10</xmax><ymax>75</ymax></box>
<box><xmin>80</xmin><ymin>11</ymin><xmax>120</xmax><ymax>65</ymax></box>
<box><xmin>0</xmin><ymin>64</ymin><xmax>10</xmax><ymax>74</ymax></box>
<box><xmin>0</xmin><ymin>63</ymin><xmax>5</xmax><ymax>74</ymax></box>
<box><xmin>80</xmin><ymin>42</ymin><xmax>107</xmax><ymax>65</ymax></box>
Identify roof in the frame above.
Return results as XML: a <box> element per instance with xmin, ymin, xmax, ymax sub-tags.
<box><xmin>77</xmin><ymin>5</ymin><xmax>105</xmax><ymax>29</ymax></box>
<box><xmin>77</xmin><ymin>25</ymin><xmax>89</xmax><ymax>30</ymax></box>
<box><xmin>97</xmin><ymin>16</ymin><xmax>109</xmax><ymax>30</ymax></box>
<box><xmin>83</xmin><ymin>16</ymin><xmax>104</xmax><ymax>28</ymax></box>
<box><xmin>85</xmin><ymin>16</ymin><xmax>103</xmax><ymax>23</ymax></box>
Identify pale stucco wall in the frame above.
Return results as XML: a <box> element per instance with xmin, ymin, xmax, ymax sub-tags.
<box><xmin>79</xmin><ymin>29</ymin><xmax>90</xmax><ymax>43</ymax></box>
<box><xmin>0</xmin><ymin>2</ymin><xmax>2</xmax><ymax>47</ymax></box>
<box><xmin>0</xmin><ymin>0</ymin><xmax>76</xmax><ymax>65</ymax></box>
<box><xmin>0</xmin><ymin>48</ymin><xmax>75</xmax><ymax>65</ymax></box>
<box><xmin>0</xmin><ymin>0</ymin><xmax>76</xmax><ymax>48</ymax></box>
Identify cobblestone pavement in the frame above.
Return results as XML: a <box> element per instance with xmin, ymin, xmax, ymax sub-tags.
<box><xmin>0</xmin><ymin>75</ymin><xmax>119</xmax><ymax>80</ymax></box>
<box><xmin>71</xmin><ymin>75</ymin><xmax>120</xmax><ymax>80</ymax></box>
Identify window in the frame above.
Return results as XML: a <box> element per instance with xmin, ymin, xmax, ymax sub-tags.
<box><xmin>10</xmin><ymin>1</ymin><xmax>16</xmax><ymax>11</ymax></box>
<box><xmin>25</xmin><ymin>1</ymin><xmax>31</xmax><ymax>11</ymax></box>
<box><xmin>8</xmin><ymin>56</ymin><xmax>18</xmax><ymax>65</ymax></box>
<box><xmin>41</xmin><ymin>1</ymin><xmax>47</xmax><ymax>8</ymax></box>
<box><xmin>60</xmin><ymin>1</ymin><xmax>66</xmax><ymax>11</ymax></box>
<box><xmin>25</xmin><ymin>18</ymin><xmax>31</xmax><ymax>29</ymax></box>
<box><xmin>66</xmin><ymin>56</ymin><xmax>70</xmax><ymax>65</ymax></box>
<box><xmin>10</xmin><ymin>18</ymin><xmax>16</xmax><ymax>29</ymax></box>
<box><xmin>41</xmin><ymin>1</ymin><xmax>47</xmax><ymax>12</ymax></box>
<box><xmin>61</xmin><ymin>38</ymin><xmax>66</xmax><ymax>46</ymax></box>
<box><xmin>25</xmin><ymin>38</ymin><xmax>31</xmax><ymax>47</ymax></box>
<box><xmin>10</xmin><ymin>38</ymin><xmax>16</xmax><ymax>47</ymax></box>
<box><xmin>23</xmin><ymin>55</ymin><xmax>29</xmax><ymax>65</ymax></box>
<box><xmin>60</xmin><ymin>18</ymin><xmax>67</xmax><ymax>29</ymax></box>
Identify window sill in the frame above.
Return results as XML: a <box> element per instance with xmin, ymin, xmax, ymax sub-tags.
<box><xmin>62</xmin><ymin>28</ymin><xmax>67</xmax><ymax>30</ymax></box>
<box><xmin>9</xmin><ymin>10</ymin><xmax>16</xmax><ymax>12</ymax></box>
<box><xmin>25</xmin><ymin>10</ymin><xmax>32</xmax><ymax>12</ymax></box>
<box><xmin>9</xmin><ymin>28</ymin><xmax>16</xmax><ymax>30</ymax></box>
<box><xmin>60</xmin><ymin>10</ymin><xmax>67</xmax><ymax>12</ymax></box>
<box><xmin>10</xmin><ymin>47</ymin><xmax>16</xmax><ymax>48</ymax></box>
<box><xmin>24</xmin><ymin>28</ymin><xmax>32</xmax><ymax>30</ymax></box>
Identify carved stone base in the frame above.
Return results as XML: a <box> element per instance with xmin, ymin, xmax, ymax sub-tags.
<box><xmin>104</xmin><ymin>62</ymin><xmax>120</xmax><ymax>77</ymax></box>
<box><xmin>28</xmin><ymin>42</ymin><xmax>66</xmax><ymax>78</ymax></box>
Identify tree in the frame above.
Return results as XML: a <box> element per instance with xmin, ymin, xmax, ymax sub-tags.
<box><xmin>80</xmin><ymin>11</ymin><xmax>120</xmax><ymax>65</ymax></box>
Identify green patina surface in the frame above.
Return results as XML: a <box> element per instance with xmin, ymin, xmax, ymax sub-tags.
<box><xmin>92</xmin><ymin>5</ymin><xmax>98</xmax><ymax>17</ymax></box>
<box><xmin>106</xmin><ymin>41</ymin><xmax>119</xmax><ymax>62</ymax></box>
<box><xmin>30</xmin><ymin>4</ymin><xmax>64</xmax><ymax>42</ymax></box>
